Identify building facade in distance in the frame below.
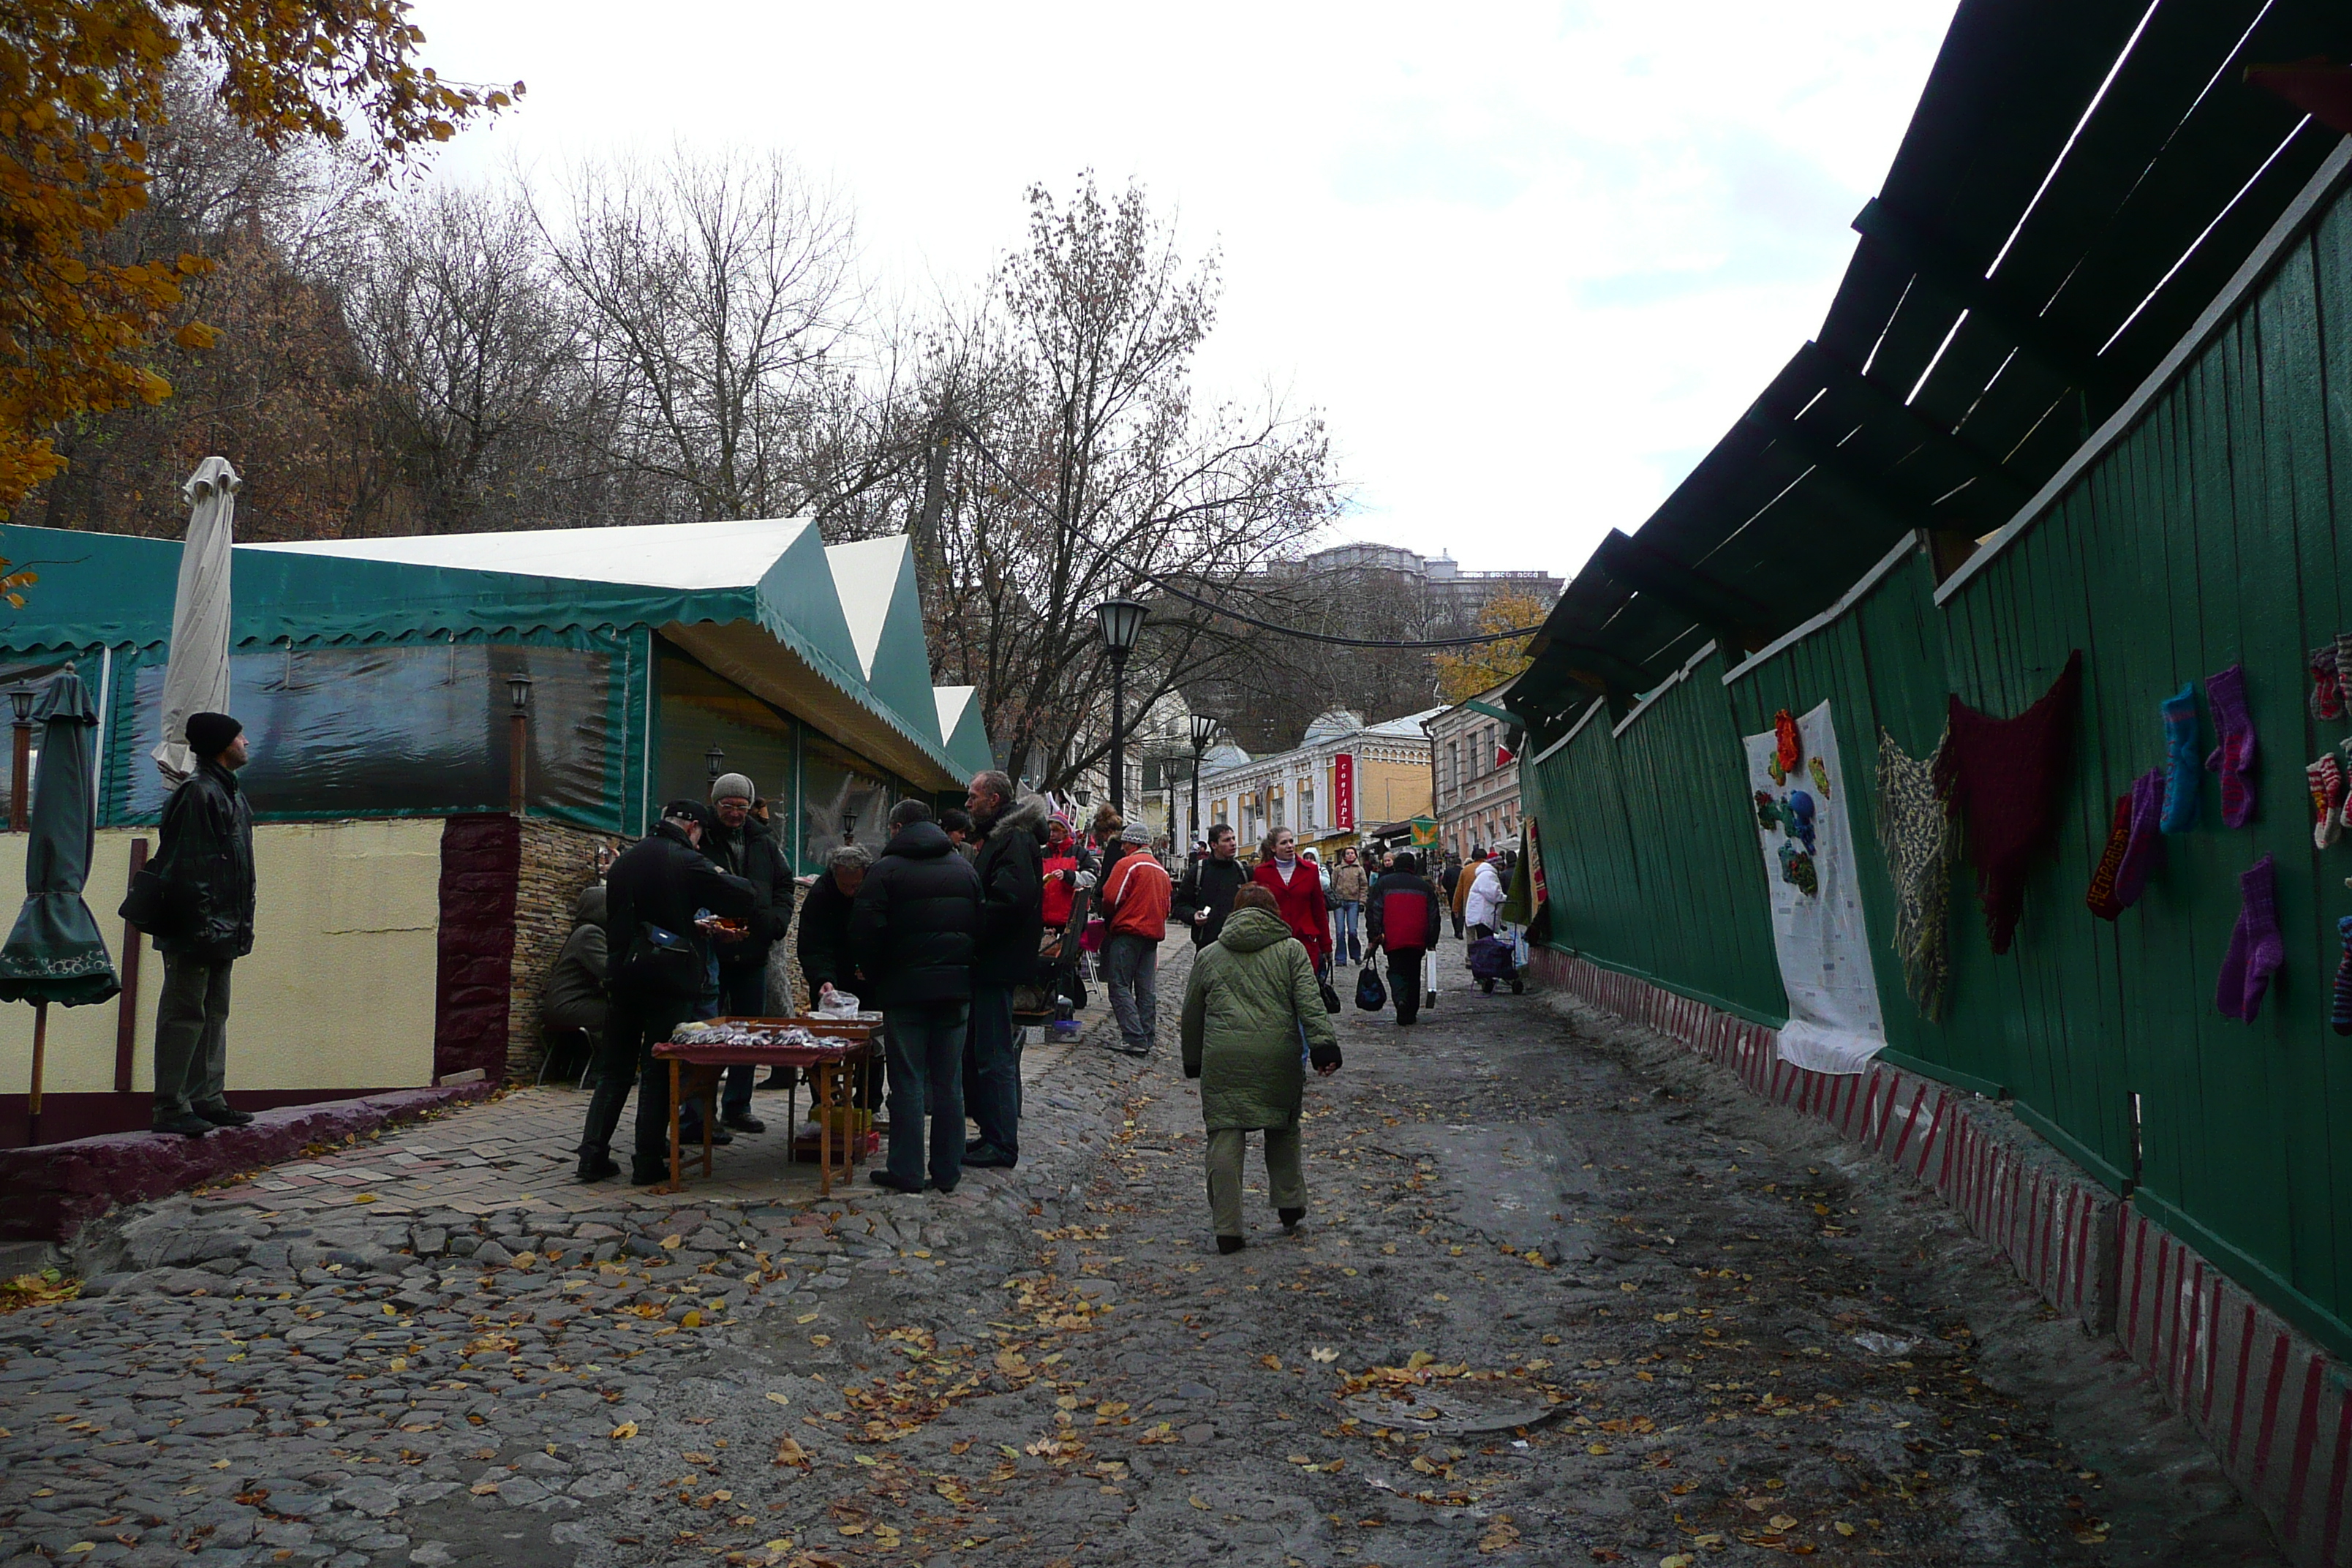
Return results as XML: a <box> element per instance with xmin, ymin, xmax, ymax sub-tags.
<box><xmin>1197</xmin><ymin>708</ymin><xmax>1437</xmax><ymax>858</ymax></box>
<box><xmin>1425</xmin><ymin>679</ymin><xmax>1522</xmax><ymax>864</ymax></box>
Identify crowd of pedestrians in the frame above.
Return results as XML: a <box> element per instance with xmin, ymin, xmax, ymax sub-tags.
<box><xmin>543</xmin><ymin>765</ymin><xmax>1518</xmax><ymax>1243</ymax></box>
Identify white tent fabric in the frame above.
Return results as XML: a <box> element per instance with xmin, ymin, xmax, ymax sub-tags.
<box><xmin>153</xmin><ymin>457</ymin><xmax>238</xmax><ymax>784</ymax></box>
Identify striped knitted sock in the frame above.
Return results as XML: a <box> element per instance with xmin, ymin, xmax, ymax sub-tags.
<box><xmin>2336</xmin><ymin>916</ymin><xmax>2352</xmax><ymax>1037</ymax></box>
<box><xmin>2313</xmin><ymin>756</ymin><xmax>2344</xmax><ymax>850</ymax></box>
<box><xmin>2086</xmin><ymin>793</ymin><xmax>2130</xmax><ymax>921</ymax></box>
<box><xmin>2315</xmin><ymin>647</ymin><xmax>2346</xmax><ymax>722</ymax></box>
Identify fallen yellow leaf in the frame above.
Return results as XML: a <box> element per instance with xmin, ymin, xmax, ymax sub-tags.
<box><xmin>1768</xmin><ymin>1515</ymin><xmax>1798</xmax><ymax>1531</ymax></box>
<box><xmin>610</xmin><ymin>1421</ymin><xmax>638</xmax><ymax>1440</ymax></box>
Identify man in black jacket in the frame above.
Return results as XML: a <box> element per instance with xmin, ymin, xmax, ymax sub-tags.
<box><xmin>1171</xmin><ymin>823</ymin><xmax>1249</xmax><ymax>949</ymax></box>
<box><xmin>851</xmin><ymin>800</ymin><xmax>981</xmax><ymax>1194</ymax></box>
<box><xmin>964</xmin><ymin>770</ymin><xmax>1045</xmax><ymax>1168</ymax></box>
<box><xmin>576</xmin><ymin>800</ymin><xmax>756</xmax><ymax>1185</ymax></box>
<box><xmin>704</xmin><ymin>773</ymin><xmax>795</xmax><ymax>1133</ymax></box>
<box><xmin>150</xmin><ymin>712</ymin><xmax>258</xmax><ymax>1138</ymax></box>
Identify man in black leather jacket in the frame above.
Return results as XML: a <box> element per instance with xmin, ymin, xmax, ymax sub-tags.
<box><xmin>576</xmin><ymin>800</ymin><xmax>756</xmax><ymax>1184</ymax></box>
<box><xmin>150</xmin><ymin>712</ymin><xmax>258</xmax><ymax>1138</ymax></box>
<box><xmin>851</xmin><ymin>800</ymin><xmax>981</xmax><ymax>1193</ymax></box>
<box><xmin>704</xmin><ymin>774</ymin><xmax>795</xmax><ymax>1132</ymax></box>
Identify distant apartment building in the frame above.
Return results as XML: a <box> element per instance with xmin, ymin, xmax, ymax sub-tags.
<box><xmin>1282</xmin><ymin>542</ymin><xmax>1561</xmax><ymax>619</ymax></box>
<box><xmin>1425</xmin><ymin>679</ymin><xmax>1523</xmax><ymax>864</ymax></box>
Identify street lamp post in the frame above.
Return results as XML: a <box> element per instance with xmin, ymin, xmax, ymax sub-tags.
<box><xmin>1093</xmin><ymin>598</ymin><xmax>1148</xmax><ymax>815</ymax></box>
<box><xmin>1187</xmin><ymin>713</ymin><xmax>1218</xmax><ymax>852</ymax></box>
<box><xmin>706</xmin><ymin>743</ymin><xmax>726</xmax><ymax>782</ymax></box>
<box><xmin>505</xmin><ymin>674</ymin><xmax>532</xmax><ymax>817</ymax></box>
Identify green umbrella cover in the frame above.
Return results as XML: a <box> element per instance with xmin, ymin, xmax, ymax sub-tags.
<box><xmin>0</xmin><ymin>666</ymin><xmax>120</xmax><ymax>1006</ymax></box>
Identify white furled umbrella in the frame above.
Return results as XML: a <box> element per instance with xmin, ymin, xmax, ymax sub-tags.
<box><xmin>153</xmin><ymin>457</ymin><xmax>238</xmax><ymax>783</ymax></box>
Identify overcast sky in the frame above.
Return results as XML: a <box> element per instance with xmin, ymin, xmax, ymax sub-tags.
<box><xmin>408</xmin><ymin>1</ymin><xmax>1959</xmax><ymax>577</ymax></box>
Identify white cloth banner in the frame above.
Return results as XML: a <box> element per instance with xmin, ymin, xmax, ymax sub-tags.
<box><xmin>1744</xmin><ymin>701</ymin><xmax>1887</xmax><ymax>1075</ymax></box>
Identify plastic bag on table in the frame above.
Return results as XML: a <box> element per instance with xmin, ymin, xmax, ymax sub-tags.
<box><xmin>816</xmin><ymin>988</ymin><xmax>862</xmax><ymax>1019</ymax></box>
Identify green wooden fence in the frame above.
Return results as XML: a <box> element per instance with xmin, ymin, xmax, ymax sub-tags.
<box><xmin>1521</xmin><ymin>173</ymin><xmax>2352</xmax><ymax>1357</ymax></box>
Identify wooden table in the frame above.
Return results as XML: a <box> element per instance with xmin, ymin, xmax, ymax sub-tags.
<box><xmin>652</xmin><ymin>1016</ymin><xmax>879</xmax><ymax>1195</ymax></box>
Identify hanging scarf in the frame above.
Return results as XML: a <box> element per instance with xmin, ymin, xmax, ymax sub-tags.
<box><xmin>1876</xmin><ymin>725</ymin><xmax>1956</xmax><ymax>1019</ymax></box>
<box><xmin>1934</xmin><ymin>651</ymin><xmax>2085</xmax><ymax>956</ymax></box>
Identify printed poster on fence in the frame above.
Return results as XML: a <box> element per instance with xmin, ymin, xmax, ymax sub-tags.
<box><xmin>1744</xmin><ymin>700</ymin><xmax>1887</xmax><ymax>1075</ymax></box>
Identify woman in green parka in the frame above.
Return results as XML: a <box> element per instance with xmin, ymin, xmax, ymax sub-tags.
<box><xmin>1180</xmin><ymin>886</ymin><xmax>1342</xmax><ymax>1253</ymax></box>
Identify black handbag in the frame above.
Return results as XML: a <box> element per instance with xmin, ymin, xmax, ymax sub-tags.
<box><xmin>618</xmin><ymin>921</ymin><xmax>702</xmax><ymax>1001</ymax></box>
<box><xmin>1354</xmin><ymin>964</ymin><xmax>1387</xmax><ymax>1011</ymax></box>
<box><xmin>1319</xmin><ymin>976</ymin><xmax>1343</xmax><ymax>1014</ymax></box>
<box><xmin>118</xmin><ymin>868</ymin><xmax>189</xmax><ymax>937</ymax></box>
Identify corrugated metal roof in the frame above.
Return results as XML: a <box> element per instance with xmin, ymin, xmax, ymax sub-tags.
<box><xmin>1513</xmin><ymin>0</ymin><xmax>2352</xmax><ymax>734</ymax></box>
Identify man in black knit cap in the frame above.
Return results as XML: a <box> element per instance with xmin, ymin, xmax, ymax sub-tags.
<box><xmin>149</xmin><ymin>712</ymin><xmax>257</xmax><ymax>1137</ymax></box>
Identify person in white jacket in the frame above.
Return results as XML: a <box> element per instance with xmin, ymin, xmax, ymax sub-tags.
<box><xmin>1463</xmin><ymin>855</ymin><xmax>1507</xmax><ymax>940</ymax></box>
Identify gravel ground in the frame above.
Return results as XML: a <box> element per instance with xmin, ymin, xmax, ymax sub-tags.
<box><xmin>0</xmin><ymin>934</ymin><xmax>2285</xmax><ymax>1567</ymax></box>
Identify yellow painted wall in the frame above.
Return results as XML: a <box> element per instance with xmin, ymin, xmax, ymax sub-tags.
<box><xmin>1359</xmin><ymin>757</ymin><xmax>1431</xmax><ymax>823</ymax></box>
<box><xmin>0</xmin><ymin>821</ymin><xmax>442</xmax><ymax>1098</ymax></box>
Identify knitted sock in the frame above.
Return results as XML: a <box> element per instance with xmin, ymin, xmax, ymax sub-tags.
<box><xmin>2337</xmin><ymin>631</ymin><xmax>2352</xmax><ymax>719</ymax></box>
<box><xmin>2215</xmin><ymin>853</ymin><xmax>2283</xmax><ymax>1022</ymax></box>
<box><xmin>1752</xmin><ymin>789</ymin><xmax>1780</xmax><ymax>832</ymax></box>
<box><xmin>2312</xmin><ymin>756</ymin><xmax>2344</xmax><ymax>850</ymax></box>
<box><xmin>2314</xmin><ymin>647</ymin><xmax>2346</xmax><ymax>722</ymax></box>
<box><xmin>2202</xmin><ymin>663</ymin><xmax>2255</xmax><ymax>828</ymax></box>
<box><xmin>1771</xmin><ymin>709</ymin><xmax>1801</xmax><ymax>785</ymax></box>
<box><xmin>2334</xmin><ymin>916</ymin><xmax>2352</xmax><ymax>1037</ymax></box>
<box><xmin>1786</xmin><ymin>790</ymin><xmax>1817</xmax><ymax>855</ymax></box>
<box><xmin>2085</xmin><ymin>793</ymin><xmax>2131</xmax><ymax>920</ymax></box>
<box><xmin>1808</xmin><ymin>757</ymin><xmax>1832</xmax><ymax>799</ymax></box>
<box><xmin>2112</xmin><ymin>766</ymin><xmax>2166</xmax><ymax>908</ymax></box>
<box><xmin>2160</xmin><ymin>683</ymin><xmax>2201</xmax><ymax>832</ymax></box>
<box><xmin>1789</xmin><ymin>850</ymin><xmax>1818</xmax><ymax>898</ymax></box>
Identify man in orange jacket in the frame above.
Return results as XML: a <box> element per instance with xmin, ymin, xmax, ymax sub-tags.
<box><xmin>1100</xmin><ymin>821</ymin><xmax>1172</xmax><ymax>1055</ymax></box>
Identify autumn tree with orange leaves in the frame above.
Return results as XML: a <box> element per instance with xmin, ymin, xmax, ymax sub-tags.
<box><xmin>0</xmin><ymin>1</ymin><xmax>519</xmax><ymax>507</ymax></box>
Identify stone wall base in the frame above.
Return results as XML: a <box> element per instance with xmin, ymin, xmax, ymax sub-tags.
<box><xmin>1524</xmin><ymin>944</ymin><xmax>2350</xmax><ymax>1567</ymax></box>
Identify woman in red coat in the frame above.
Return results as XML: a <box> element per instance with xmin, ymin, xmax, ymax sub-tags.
<box><xmin>1252</xmin><ymin>828</ymin><xmax>1332</xmax><ymax>976</ymax></box>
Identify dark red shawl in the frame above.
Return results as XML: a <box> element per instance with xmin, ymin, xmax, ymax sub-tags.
<box><xmin>1934</xmin><ymin>651</ymin><xmax>2084</xmax><ymax>954</ymax></box>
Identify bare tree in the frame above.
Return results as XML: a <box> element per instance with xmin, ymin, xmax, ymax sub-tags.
<box><xmin>530</xmin><ymin>149</ymin><xmax>857</xmax><ymax>521</ymax></box>
<box><xmin>347</xmin><ymin>186</ymin><xmax>598</xmax><ymax>532</ymax></box>
<box><xmin>916</xmin><ymin>175</ymin><xmax>1340</xmax><ymax>789</ymax></box>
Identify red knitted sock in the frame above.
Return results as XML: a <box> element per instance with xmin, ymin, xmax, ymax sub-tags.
<box><xmin>2085</xmin><ymin>793</ymin><xmax>2130</xmax><ymax>920</ymax></box>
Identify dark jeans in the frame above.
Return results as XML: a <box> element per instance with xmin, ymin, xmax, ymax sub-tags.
<box><xmin>154</xmin><ymin>953</ymin><xmax>234</xmax><ymax>1120</ymax></box>
<box><xmin>715</xmin><ymin>966</ymin><xmax>765</xmax><ymax>1116</ymax></box>
<box><xmin>1387</xmin><ymin>946</ymin><xmax>1425</xmax><ymax>1023</ymax></box>
<box><xmin>965</xmin><ymin>984</ymin><xmax>1021</xmax><ymax>1159</ymax></box>
<box><xmin>885</xmin><ymin>1000</ymin><xmax>968</xmax><ymax>1188</ymax></box>
<box><xmin>1450</xmin><ymin>910</ymin><xmax>1466</xmax><ymax>939</ymax></box>
<box><xmin>579</xmin><ymin>993</ymin><xmax>696</xmax><ymax>1176</ymax></box>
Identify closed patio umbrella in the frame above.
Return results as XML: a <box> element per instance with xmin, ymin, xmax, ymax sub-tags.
<box><xmin>0</xmin><ymin>666</ymin><xmax>120</xmax><ymax>1143</ymax></box>
<box><xmin>154</xmin><ymin>457</ymin><xmax>238</xmax><ymax>783</ymax></box>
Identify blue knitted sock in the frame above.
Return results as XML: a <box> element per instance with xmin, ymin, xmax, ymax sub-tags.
<box><xmin>2160</xmin><ymin>683</ymin><xmax>2201</xmax><ymax>832</ymax></box>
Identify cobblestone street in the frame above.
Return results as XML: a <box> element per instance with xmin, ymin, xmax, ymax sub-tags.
<box><xmin>0</xmin><ymin>938</ymin><xmax>2285</xmax><ymax>1567</ymax></box>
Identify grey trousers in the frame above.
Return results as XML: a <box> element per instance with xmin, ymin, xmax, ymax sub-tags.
<box><xmin>1104</xmin><ymin>933</ymin><xmax>1158</xmax><ymax>1049</ymax></box>
<box><xmin>1205</xmin><ymin>1124</ymin><xmax>1304</xmax><ymax>1237</ymax></box>
<box><xmin>154</xmin><ymin>954</ymin><xmax>234</xmax><ymax>1120</ymax></box>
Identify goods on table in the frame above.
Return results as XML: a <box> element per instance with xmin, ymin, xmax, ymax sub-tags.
<box><xmin>671</xmin><ymin>1019</ymin><xmax>833</xmax><ymax>1051</ymax></box>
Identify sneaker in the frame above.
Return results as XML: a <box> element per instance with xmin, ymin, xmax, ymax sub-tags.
<box><xmin>153</xmin><ymin>1113</ymin><xmax>211</xmax><ymax>1138</ymax></box>
<box><xmin>193</xmin><ymin>1103</ymin><xmax>254</xmax><ymax>1127</ymax></box>
<box><xmin>721</xmin><ymin>1112</ymin><xmax>766</xmax><ymax>1134</ymax></box>
<box><xmin>1118</xmin><ymin>1042</ymin><xmax>1153</xmax><ymax>1057</ymax></box>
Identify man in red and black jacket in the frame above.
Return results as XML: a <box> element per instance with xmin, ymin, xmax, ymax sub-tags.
<box><xmin>1365</xmin><ymin>851</ymin><xmax>1444</xmax><ymax>1026</ymax></box>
